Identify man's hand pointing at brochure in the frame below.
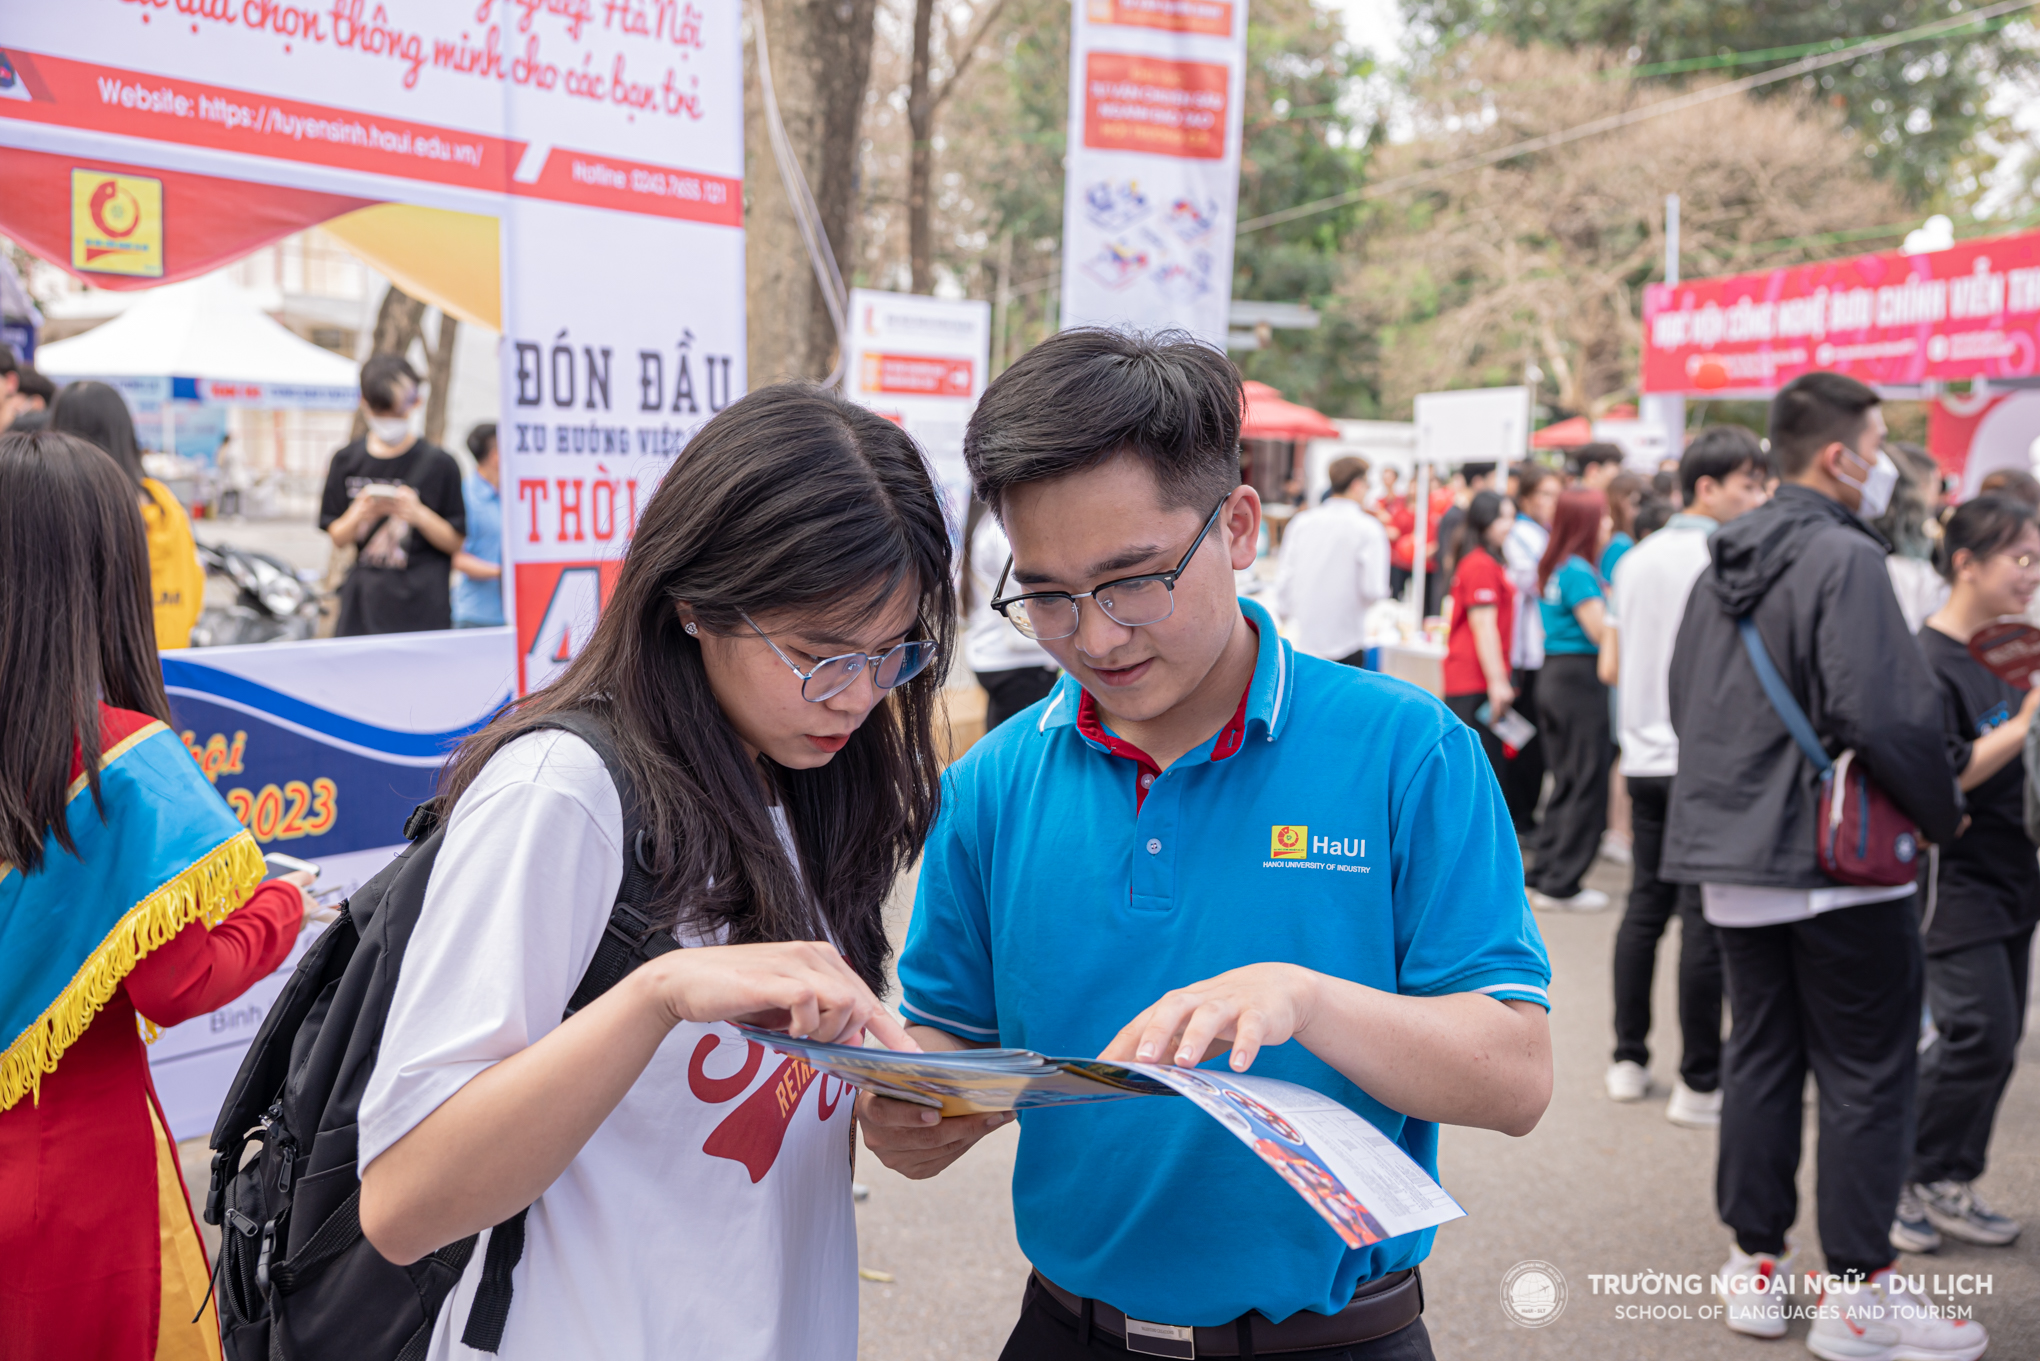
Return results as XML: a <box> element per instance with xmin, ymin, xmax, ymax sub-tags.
<box><xmin>1099</xmin><ymin>963</ymin><xmax>1317</xmax><ymax>1072</ymax></box>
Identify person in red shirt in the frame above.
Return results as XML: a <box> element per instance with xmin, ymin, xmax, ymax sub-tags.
<box><xmin>1442</xmin><ymin>490</ymin><xmax>1519</xmax><ymax>776</ymax></box>
<box><xmin>0</xmin><ymin>429</ymin><xmax>313</xmax><ymax>1361</ymax></box>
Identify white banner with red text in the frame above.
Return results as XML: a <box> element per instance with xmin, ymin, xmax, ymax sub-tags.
<box><xmin>842</xmin><ymin>287</ymin><xmax>989</xmax><ymax>533</ymax></box>
<box><xmin>1058</xmin><ymin>0</ymin><xmax>1248</xmax><ymax>347</ymax></box>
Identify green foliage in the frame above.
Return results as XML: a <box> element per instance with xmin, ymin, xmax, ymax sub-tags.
<box><xmin>1402</xmin><ymin>0</ymin><xmax>2036</xmax><ymax>206</ymax></box>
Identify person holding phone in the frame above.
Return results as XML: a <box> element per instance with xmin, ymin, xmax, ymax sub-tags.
<box><xmin>354</xmin><ymin>386</ymin><xmax>949</xmax><ymax>1361</ymax></box>
<box><xmin>318</xmin><ymin>356</ymin><xmax>466</xmax><ymax>636</ymax></box>
<box><xmin>0</xmin><ymin>430</ymin><xmax>319</xmax><ymax>1360</ymax></box>
<box><xmin>859</xmin><ymin>331</ymin><xmax>1552</xmax><ymax>1361</ymax></box>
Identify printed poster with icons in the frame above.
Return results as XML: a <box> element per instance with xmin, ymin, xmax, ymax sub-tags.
<box><xmin>842</xmin><ymin>287</ymin><xmax>991</xmax><ymax>533</ymax></box>
<box><xmin>72</xmin><ymin>168</ymin><xmax>162</xmax><ymax>277</ymax></box>
<box><xmin>1059</xmin><ymin>0</ymin><xmax>1248</xmax><ymax>348</ymax></box>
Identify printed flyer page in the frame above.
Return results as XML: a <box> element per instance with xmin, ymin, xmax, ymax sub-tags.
<box><xmin>738</xmin><ymin>1026</ymin><xmax>1465</xmax><ymax>1247</ymax></box>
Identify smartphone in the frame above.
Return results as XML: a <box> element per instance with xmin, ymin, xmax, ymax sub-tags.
<box><xmin>263</xmin><ymin>852</ymin><xmax>320</xmax><ymax>881</ymax></box>
<box><xmin>1474</xmin><ymin>702</ymin><xmax>1537</xmax><ymax>757</ymax></box>
<box><xmin>359</xmin><ymin>481</ymin><xmax>406</xmax><ymax>500</ymax></box>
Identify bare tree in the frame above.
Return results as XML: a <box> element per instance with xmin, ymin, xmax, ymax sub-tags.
<box><xmin>423</xmin><ymin>312</ymin><xmax>459</xmax><ymax>448</ymax></box>
<box><xmin>905</xmin><ymin>0</ymin><xmax>1013</xmax><ymax>292</ymax></box>
<box><xmin>746</xmin><ymin>0</ymin><xmax>884</xmax><ymax>381</ymax></box>
<box><xmin>1344</xmin><ymin>43</ymin><xmax>1903</xmax><ymax>417</ymax></box>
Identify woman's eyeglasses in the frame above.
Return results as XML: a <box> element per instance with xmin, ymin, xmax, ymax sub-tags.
<box><xmin>989</xmin><ymin>494</ymin><xmax>1230</xmax><ymax>642</ymax></box>
<box><xmin>741</xmin><ymin>613</ymin><xmax>938</xmax><ymax>703</ymax></box>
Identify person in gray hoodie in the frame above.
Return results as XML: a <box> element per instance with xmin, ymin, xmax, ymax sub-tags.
<box><xmin>1665</xmin><ymin>372</ymin><xmax>1974</xmax><ymax>1355</ymax></box>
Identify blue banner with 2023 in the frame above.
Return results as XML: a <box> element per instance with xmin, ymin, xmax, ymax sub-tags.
<box><xmin>149</xmin><ymin>628</ymin><xmax>514</xmax><ymax>1139</ymax></box>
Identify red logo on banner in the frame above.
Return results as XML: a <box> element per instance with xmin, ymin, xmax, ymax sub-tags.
<box><xmin>1085</xmin><ymin>0</ymin><xmax>1234</xmax><ymax>37</ymax></box>
<box><xmin>858</xmin><ymin>353</ymin><xmax>974</xmax><ymax>397</ymax></box>
<box><xmin>1083</xmin><ymin>52</ymin><xmax>1229</xmax><ymax>160</ymax></box>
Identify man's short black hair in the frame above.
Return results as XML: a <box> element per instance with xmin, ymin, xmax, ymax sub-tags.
<box><xmin>467</xmin><ymin>421</ymin><xmax>498</xmax><ymax>462</ymax></box>
<box><xmin>1570</xmin><ymin>443</ymin><xmax>1622</xmax><ymax>474</ymax></box>
<box><xmin>1679</xmin><ymin>425</ymin><xmax>1767</xmax><ymax>502</ymax></box>
<box><xmin>15</xmin><ymin>368</ymin><xmax>54</xmax><ymax>403</ymax></box>
<box><xmin>965</xmin><ymin>328</ymin><xmax>1241</xmax><ymax>514</ymax></box>
<box><xmin>1769</xmin><ymin>371</ymin><xmax>1879</xmax><ymax>477</ymax></box>
<box><xmin>1462</xmin><ymin>461</ymin><xmax>1497</xmax><ymax>483</ymax></box>
<box><xmin>360</xmin><ymin>354</ymin><xmax>419</xmax><ymax>414</ymax></box>
<box><xmin>0</xmin><ymin>345</ymin><xmax>16</xmax><ymax>377</ymax></box>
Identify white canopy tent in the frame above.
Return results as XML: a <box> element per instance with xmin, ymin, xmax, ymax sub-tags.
<box><xmin>36</xmin><ymin>273</ymin><xmax>359</xmax><ymax>413</ymax></box>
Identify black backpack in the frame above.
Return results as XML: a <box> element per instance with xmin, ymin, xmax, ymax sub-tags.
<box><xmin>203</xmin><ymin>710</ymin><xmax>676</xmax><ymax>1360</ymax></box>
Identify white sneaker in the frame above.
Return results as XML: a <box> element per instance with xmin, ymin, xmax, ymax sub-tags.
<box><xmin>1891</xmin><ymin>1186</ymin><xmax>1942</xmax><ymax>1255</ymax></box>
<box><xmin>1528</xmin><ymin>887</ymin><xmax>1611</xmax><ymax>912</ymax></box>
<box><xmin>1717</xmin><ymin>1246</ymin><xmax>1791</xmax><ymax>1339</ymax></box>
<box><xmin>1918</xmin><ymin>1180</ymin><xmax>2021</xmax><ymax>1247</ymax></box>
<box><xmin>1805</xmin><ymin>1270</ymin><xmax>1989</xmax><ymax>1361</ymax></box>
<box><xmin>1599</xmin><ymin>830</ymin><xmax>1633</xmax><ymax>865</ymax></box>
<box><xmin>1606</xmin><ymin>1060</ymin><xmax>1653</xmax><ymax>1102</ymax></box>
<box><xmin>1666</xmin><ymin>1080</ymin><xmax>1723</xmax><ymax>1128</ymax></box>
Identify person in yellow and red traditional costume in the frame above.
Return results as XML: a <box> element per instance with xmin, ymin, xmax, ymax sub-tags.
<box><xmin>0</xmin><ymin>429</ymin><xmax>309</xmax><ymax>1361</ymax></box>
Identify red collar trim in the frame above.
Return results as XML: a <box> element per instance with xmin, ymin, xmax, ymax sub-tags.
<box><xmin>1075</xmin><ymin>681</ymin><xmax>1252</xmax><ymax>810</ymax></box>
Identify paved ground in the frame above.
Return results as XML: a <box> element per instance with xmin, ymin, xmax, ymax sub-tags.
<box><xmin>177</xmin><ymin>846</ymin><xmax>2039</xmax><ymax>1359</ymax></box>
<box><xmin>851</xmin><ymin>855</ymin><xmax>2040</xmax><ymax>1360</ymax></box>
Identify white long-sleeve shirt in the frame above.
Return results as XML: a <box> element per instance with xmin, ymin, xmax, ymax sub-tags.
<box><xmin>1273</xmin><ymin>496</ymin><xmax>1391</xmax><ymax>661</ymax></box>
<box><xmin>1502</xmin><ymin>518</ymin><xmax>1549</xmax><ymax>671</ymax></box>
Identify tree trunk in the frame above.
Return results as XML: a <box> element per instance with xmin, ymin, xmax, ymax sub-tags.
<box><xmin>423</xmin><ymin>311</ymin><xmax>459</xmax><ymax>448</ymax></box>
<box><xmin>746</xmin><ymin>0</ymin><xmax>880</xmax><ymax>382</ymax></box>
<box><xmin>907</xmin><ymin>0</ymin><xmax>936</xmax><ymax>294</ymax></box>
<box><xmin>349</xmin><ymin>284</ymin><xmax>428</xmax><ymax>440</ymax></box>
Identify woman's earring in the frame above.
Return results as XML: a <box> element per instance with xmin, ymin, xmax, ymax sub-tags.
<box><xmin>683</xmin><ymin>622</ymin><xmax>699</xmax><ymax>637</ymax></box>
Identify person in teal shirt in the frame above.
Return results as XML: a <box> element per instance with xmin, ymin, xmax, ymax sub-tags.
<box><xmin>452</xmin><ymin>423</ymin><xmax>504</xmax><ymax>628</ymax></box>
<box><xmin>1528</xmin><ymin>488</ymin><xmax>1615</xmax><ymax>910</ymax></box>
<box><xmin>860</xmin><ymin>330</ymin><xmax>1553</xmax><ymax>1360</ymax></box>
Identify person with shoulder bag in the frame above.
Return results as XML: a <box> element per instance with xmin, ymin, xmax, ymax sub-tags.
<box><xmin>211</xmin><ymin>386</ymin><xmax>951</xmax><ymax>1361</ymax></box>
<box><xmin>1889</xmin><ymin>496</ymin><xmax>2040</xmax><ymax>1257</ymax></box>
<box><xmin>1664</xmin><ymin>373</ymin><xmax>1980</xmax><ymax>1361</ymax></box>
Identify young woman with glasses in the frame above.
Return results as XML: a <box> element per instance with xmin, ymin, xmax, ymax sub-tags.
<box><xmin>355</xmin><ymin>386</ymin><xmax>948</xmax><ymax>1361</ymax></box>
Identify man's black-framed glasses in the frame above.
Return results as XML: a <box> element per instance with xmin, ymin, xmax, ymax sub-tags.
<box><xmin>990</xmin><ymin>493</ymin><xmax>1231</xmax><ymax>642</ymax></box>
<box><xmin>741</xmin><ymin>612</ymin><xmax>939</xmax><ymax>703</ymax></box>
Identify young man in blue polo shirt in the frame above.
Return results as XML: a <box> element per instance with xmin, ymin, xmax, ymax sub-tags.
<box><xmin>860</xmin><ymin>330</ymin><xmax>1553</xmax><ymax>1360</ymax></box>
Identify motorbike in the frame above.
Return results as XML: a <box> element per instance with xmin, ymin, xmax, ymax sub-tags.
<box><xmin>191</xmin><ymin>542</ymin><xmax>326</xmax><ymax>646</ymax></box>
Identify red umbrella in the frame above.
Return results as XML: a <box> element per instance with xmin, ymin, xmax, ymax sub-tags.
<box><xmin>1241</xmin><ymin>380</ymin><xmax>1340</xmax><ymax>442</ymax></box>
<box><xmin>1529</xmin><ymin>415</ymin><xmax>1593</xmax><ymax>449</ymax></box>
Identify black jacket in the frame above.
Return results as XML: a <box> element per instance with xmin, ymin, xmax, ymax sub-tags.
<box><xmin>1663</xmin><ymin>484</ymin><xmax>1963</xmax><ymax>888</ymax></box>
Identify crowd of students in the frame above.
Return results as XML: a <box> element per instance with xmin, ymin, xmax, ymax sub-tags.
<box><xmin>2</xmin><ymin>338</ymin><xmax>2031</xmax><ymax>1361</ymax></box>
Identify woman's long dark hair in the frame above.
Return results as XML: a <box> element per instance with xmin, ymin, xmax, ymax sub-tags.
<box><xmin>1449</xmin><ymin>490</ymin><xmax>1510</xmax><ymax>571</ymax></box>
<box><xmin>49</xmin><ymin>381</ymin><xmax>147</xmax><ymax>489</ymax></box>
<box><xmin>438</xmin><ymin>385</ymin><xmax>954</xmax><ymax>990</ymax></box>
<box><xmin>0</xmin><ymin>431</ymin><xmax>170</xmax><ymax>872</ymax></box>
<box><xmin>1935</xmin><ymin>493</ymin><xmax>2037</xmax><ymax>584</ymax></box>
<box><xmin>1537</xmin><ymin>487</ymin><xmax>1608</xmax><ymax>592</ymax></box>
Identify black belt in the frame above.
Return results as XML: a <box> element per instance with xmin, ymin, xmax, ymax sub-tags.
<box><xmin>1031</xmin><ymin>1268</ymin><xmax>1423</xmax><ymax>1358</ymax></box>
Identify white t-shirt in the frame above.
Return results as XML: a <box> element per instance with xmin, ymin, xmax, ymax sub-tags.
<box><xmin>1608</xmin><ymin>515</ymin><xmax>1716</xmax><ymax>777</ymax></box>
<box><xmin>358</xmin><ymin>731</ymin><xmax>859</xmax><ymax>1361</ymax></box>
<box><xmin>1272</xmin><ymin>497</ymin><xmax>1391</xmax><ymax>660</ymax></box>
<box><xmin>963</xmin><ymin>516</ymin><xmax>1057</xmax><ymax>674</ymax></box>
<box><xmin>1701</xmin><ymin>881</ymin><xmax>1916</xmax><ymax>928</ymax></box>
<box><xmin>1502</xmin><ymin>518</ymin><xmax>1548</xmax><ymax>671</ymax></box>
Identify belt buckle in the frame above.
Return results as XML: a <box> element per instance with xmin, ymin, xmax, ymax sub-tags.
<box><xmin>1124</xmin><ymin>1318</ymin><xmax>1195</xmax><ymax>1359</ymax></box>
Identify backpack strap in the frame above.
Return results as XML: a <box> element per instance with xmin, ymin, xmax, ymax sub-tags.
<box><xmin>458</xmin><ymin>707</ymin><xmax>679</xmax><ymax>1354</ymax></box>
<box><xmin>1737</xmin><ymin>616</ymin><xmax>1832</xmax><ymax>774</ymax></box>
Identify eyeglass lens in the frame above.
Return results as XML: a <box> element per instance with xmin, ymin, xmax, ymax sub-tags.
<box><xmin>801</xmin><ymin>640</ymin><xmax>937</xmax><ymax>701</ymax></box>
<box><xmin>1016</xmin><ymin>576</ymin><xmax>1174</xmax><ymax>641</ymax></box>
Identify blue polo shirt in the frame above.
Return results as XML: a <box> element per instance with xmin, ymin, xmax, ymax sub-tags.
<box><xmin>899</xmin><ymin>595</ymin><xmax>1550</xmax><ymax>1327</ymax></box>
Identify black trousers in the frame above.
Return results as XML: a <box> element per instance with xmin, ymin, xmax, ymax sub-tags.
<box><xmin>979</xmin><ymin>666</ymin><xmax>1061</xmax><ymax>732</ymax></box>
<box><xmin>1911</xmin><ymin>926</ymin><xmax>2034</xmax><ymax>1185</ymax></box>
<box><xmin>1444</xmin><ymin>692</ymin><xmax>1510</xmax><ymax>786</ymax></box>
<box><xmin>1497</xmin><ymin>666</ymin><xmax>1546</xmax><ymax>834</ymax></box>
<box><xmin>998</xmin><ymin>1278</ymin><xmax>1435</xmax><ymax>1361</ymax></box>
<box><xmin>1335</xmin><ymin>645</ymin><xmax>1373</xmax><ymax>669</ymax></box>
<box><xmin>1715</xmin><ymin>896</ymin><xmax>1922</xmax><ymax>1279</ymax></box>
<box><xmin>1613</xmin><ymin>775</ymin><xmax>1724</xmax><ymax>1090</ymax></box>
<box><xmin>1525</xmin><ymin>654</ymin><xmax>1610</xmax><ymax>898</ymax></box>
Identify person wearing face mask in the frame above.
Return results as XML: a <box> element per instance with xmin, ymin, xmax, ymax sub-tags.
<box><xmin>1662</xmin><ymin>372</ymin><xmax>1976</xmax><ymax>1357</ymax></box>
<box><xmin>1888</xmin><ymin>496</ymin><xmax>2040</xmax><ymax>1261</ymax></box>
<box><xmin>318</xmin><ymin>355</ymin><xmax>467</xmax><ymax>635</ymax></box>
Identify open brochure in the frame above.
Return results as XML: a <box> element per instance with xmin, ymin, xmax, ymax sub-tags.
<box><xmin>735</xmin><ymin>1024</ymin><xmax>1466</xmax><ymax>1247</ymax></box>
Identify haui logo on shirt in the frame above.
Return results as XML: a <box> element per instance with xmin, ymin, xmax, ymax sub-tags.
<box><xmin>1270</xmin><ymin>824</ymin><xmax>1307</xmax><ymax>858</ymax></box>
